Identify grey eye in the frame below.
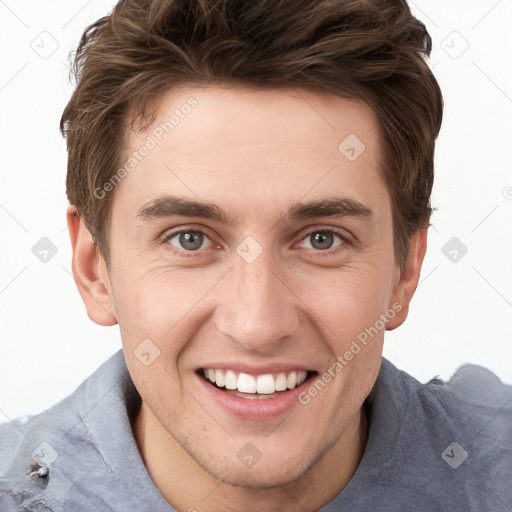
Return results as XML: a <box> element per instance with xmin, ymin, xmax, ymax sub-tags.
<box><xmin>310</xmin><ymin>232</ymin><xmax>334</xmax><ymax>250</ymax></box>
<box><xmin>168</xmin><ymin>231</ymin><xmax>211</xmax><ymax>251</ymax></box>
<box><xmin>299</xmin><ymin>231</ymin><xmax>344</xmax><ymax>251</ymax></box>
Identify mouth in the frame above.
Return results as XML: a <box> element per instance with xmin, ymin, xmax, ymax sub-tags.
<box><xmin>197</xmin><ymin>368</ymin><xmax>318</xmax><ymax>400</ymax></box>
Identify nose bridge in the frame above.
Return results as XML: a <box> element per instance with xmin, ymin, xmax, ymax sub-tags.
<box><xmin>216</xmin><ymin>253</ymin><xmax>300</xmax><ymax>351</ymax></box>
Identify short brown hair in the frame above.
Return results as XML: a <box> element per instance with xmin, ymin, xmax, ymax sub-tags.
<box><xmin>61</xmin><ymin>0</ymin><xmax>443</xmax><ymax>270</ymax></box>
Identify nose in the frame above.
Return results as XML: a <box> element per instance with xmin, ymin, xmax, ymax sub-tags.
<box><xmin>214</xmin><ymin>253</ymin><xmax>301</xmax><ymax>353</ymax></box>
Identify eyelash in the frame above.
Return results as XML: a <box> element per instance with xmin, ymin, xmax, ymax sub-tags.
<box><xmin>161</xmin><ymin>227</ymin><xmax>351</xmax><ymax>258</ymax></box>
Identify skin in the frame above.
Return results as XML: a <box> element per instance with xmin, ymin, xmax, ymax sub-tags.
<box><xmin>67</xmin><ymin>84</ymin><xmax>427</xmax><ymax>512</ymax></box>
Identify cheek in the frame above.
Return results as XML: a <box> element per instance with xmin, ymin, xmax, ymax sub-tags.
<box><xmin>299</xmin><ymin>262</ymin><xmax>393</xmax><ymax>348</ymax></box>
<box><xmin>111</xmin><ymin>263</ymin><xmax>222</xmax><ymax>353</ymax></box>
<box><xmin>111</xmin><ymin>259</ymin><xmax>171</xmax><ymax>319</ymax></box>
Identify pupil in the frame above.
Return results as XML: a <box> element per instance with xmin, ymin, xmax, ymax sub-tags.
<box><xmin>311</xmin><ymin>232</ymin><xmax>333</xmax><ymax>250</ymax></box>
<box><xmin>180</xmin><ymin>232</ymin><xmax>203</xmax><ymax>250</ymax></box>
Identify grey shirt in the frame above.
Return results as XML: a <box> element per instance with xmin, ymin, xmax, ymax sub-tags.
<box><xmin>1</xmin><ymin>350</ymin><xmax>511</xmax><ymax>511</ymax></box>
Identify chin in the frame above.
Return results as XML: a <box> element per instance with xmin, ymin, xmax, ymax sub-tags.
<box><xmin>212</xmin><ymin>462</ymin><xmax>311</xmax><ymax>489</ymax></box>
<box><xmin>187</xmin><ymin>441</ymin><xmax>320</xmax><ymax>490</ymax></box>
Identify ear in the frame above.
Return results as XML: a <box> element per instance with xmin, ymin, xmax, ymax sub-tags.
<box><xmin>66</xmin><ymin>205</ymin><xmax>117</xmax><ymax>326</ymax></box>
<box><xmin>386</xmin><ymin>226</ymin><xmax>428</xmax><ymax>331</ymax></box>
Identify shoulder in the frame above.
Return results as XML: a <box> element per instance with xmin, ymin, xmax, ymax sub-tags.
<box><xmin>0</xmin><ymin>386</ymin><xmax>83</xmax><ymax>509</ymax></box>
<box><xmin>0</xmin><ymin>384</ymin><xmax>83</xmax><ymax>472</ymax></box>
<box><xmin>372</xmin><ymin>358</ymin><xmax>512</xmax><ymax>509</ymax></box>
<box><xmin>378</xmin><ymin>357</ymin><xmax>512</xmax><ymax>427</ymax></box>
<box><xmin>381</xmin><ymin>358</ymin><xmax>512</xmax><ymax>449</ymax></box>
<box><xmin>0</xmin><ymin>350</ymin><xmax>130</xmax><ymax>510</ymax></box>
<box><xmin>419</xmin><ymin>361</ymin><xmax>512</xmax><ymax>438</ymax></box>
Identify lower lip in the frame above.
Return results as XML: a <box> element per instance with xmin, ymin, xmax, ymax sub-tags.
<box><xmin>197</xmin><ymin>373</ymin><xmax>314</xmax><ymax>421</ymax></box>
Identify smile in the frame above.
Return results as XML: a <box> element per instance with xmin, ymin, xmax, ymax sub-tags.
<box><xmin>200</xmin><ymin>368</ymin><xmax>314</xmax><ymax>398</ymax></box>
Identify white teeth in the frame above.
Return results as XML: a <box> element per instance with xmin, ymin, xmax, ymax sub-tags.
<box><xmin>237</xmin><ymin>373</ymin><xmax>256</xmax><ymax>393</ymax></box>
<box><xmin>225</xmin><ymin>370</ymin><xmax>237</xmax><ymax>389</ymax></box>
<box><xmin>256</xmin><ymin>374</ymin><xmax>275</xmax><ymax>395</ymax></box>
<box><xmin>275</xmin><ymin>372</ymin><xmax>287</xmax><ymax>391</ymax></box>
<box><xmin>202</xmin><ymin>368</ymin><xmax>309</xmax><ymax>395</ymax></box>
<box><xmin>215</xmin><ymin>369</ymin><xmax>224</xmax><ymax>387</ymax></box>
<box><xmin>286</xmin><ymin>372</ymin><xmax>297</xmax><ymax>389</ymax></box>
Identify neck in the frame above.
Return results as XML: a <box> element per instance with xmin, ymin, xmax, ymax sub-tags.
<box><xmin>132</xmin><ymin>401</ymin><xmax>368</xmax><ymax>512</ymax></box>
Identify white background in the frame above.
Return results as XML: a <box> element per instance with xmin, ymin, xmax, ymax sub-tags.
<box><xmin>0</xmin><ymin>0</ymin><xmax>511</xmax><ymax>422</ymax></box>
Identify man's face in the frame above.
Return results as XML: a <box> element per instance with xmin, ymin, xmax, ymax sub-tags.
<box><xmin>101</xmin><ymin>85</ymin><xmax>404</xmax><ymax>487</ymax></box>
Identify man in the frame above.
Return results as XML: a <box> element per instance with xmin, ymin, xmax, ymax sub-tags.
<box><xmin>1</xmin><ymin>0</ymin><xmax>510</xmax><ymax>510</ymax></box>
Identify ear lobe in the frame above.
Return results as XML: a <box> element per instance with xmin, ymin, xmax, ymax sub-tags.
<box><xmin>386</xmin><ymin>226</ymin><xmax>428</xmax><ymax>331</ymax></box>
<box><xmin>66</xmin><ymin>205</ymin><xmax>117</xmax><ymax>326</ymax></box>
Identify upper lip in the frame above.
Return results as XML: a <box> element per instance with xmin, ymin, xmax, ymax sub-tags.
<box><xmin>197</xmin><ymin>363</ymin><xmax>316</xmax><ymax>376</ymax></box>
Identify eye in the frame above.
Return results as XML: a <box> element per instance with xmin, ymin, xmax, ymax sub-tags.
<box><xmin>165</xmin><ymin>230</ymin><xmax>212</xmax><ymax>251</ymax></box>
<box><xmin>297</xmin><ymin>230</ymin><xmax>346</xmax><ymax>251</ymax></box>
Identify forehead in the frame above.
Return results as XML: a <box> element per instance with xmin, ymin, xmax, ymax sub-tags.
<box><xmin>115</xmin><ymin>84</ymin><xmax>387</xmax><ymax>222</ymax></box>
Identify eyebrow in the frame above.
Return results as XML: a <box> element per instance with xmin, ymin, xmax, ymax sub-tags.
<box><xmin>135</xmin><ymin>195</ymin><xmax>374</xmax><ymax>226</ymax></box>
